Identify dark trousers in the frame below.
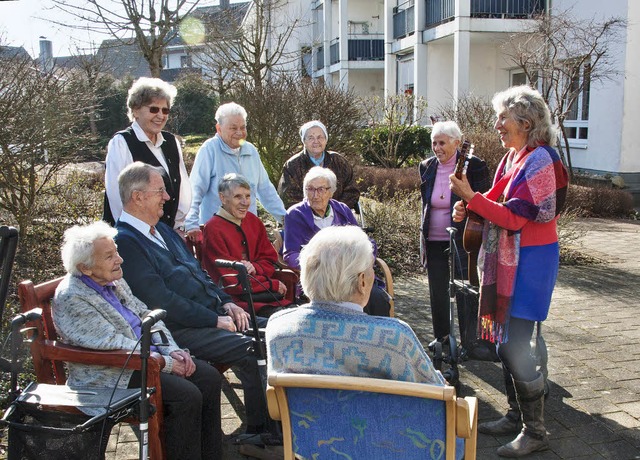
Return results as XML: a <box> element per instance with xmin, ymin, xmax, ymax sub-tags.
<box><xmin>129</xmin><ymin>358</ymin><xmax>222</xmax><ymax>459</ymax></box>
<box><xmin>426</xmin><ymin>241</ymin><xmax>473</xmax><ymax>341</ymax></box>
<box><xmin>170</xmin><ymin>321</ymin><xmax>268</xmax><ymax>427</ymax></box>
<box><xmin>363</xmin><ymin>285</ymin><xmax>392</xmax><ymax>317</ymax></box>
<box><xmin>497</xmin><ymin>317</ymin><xmax>538</xmax><ymax>382</ymax></box>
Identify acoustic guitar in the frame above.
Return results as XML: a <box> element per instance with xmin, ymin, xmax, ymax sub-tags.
<box><xmin>454</xmin><ymin>141</ymin><xmax>483</xmax><ymax>286</ymax></box>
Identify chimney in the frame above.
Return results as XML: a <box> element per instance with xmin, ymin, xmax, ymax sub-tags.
<box><xmin>39</xmin><ymin>37</ymin><xmax>53</xmax><ymax>72</ymax></box>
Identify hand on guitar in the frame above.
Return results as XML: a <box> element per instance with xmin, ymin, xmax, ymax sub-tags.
<box><xmin>452</xmin><ymin>200</ymin><xmax>467</xmax><ymax>223</ymax></box>
<box><xmin>449</xmin><ymin>172</ymin><xmax>476</xmax><ymax>203</ymax></box>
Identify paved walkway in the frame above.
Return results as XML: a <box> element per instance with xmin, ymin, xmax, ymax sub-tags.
<box><xmin>108</xmin><ymin>218</ymin><xmax>640</xmax><ymax>459</ymax></box>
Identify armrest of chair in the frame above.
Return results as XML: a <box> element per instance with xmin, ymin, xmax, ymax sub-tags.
<box><xmin>38</xmin><ymin>339</ymin><xmax>166</xmax><ymax>372</ymax></box>
<box><xmin>455</xmin><ymin>396</ymin><xmax>478</xmax><ymax>439</ymax></box>
<box><xmin>265</xmin><ymin>384</ymin><xmax>281</xmax><ymax>421</ymax></box>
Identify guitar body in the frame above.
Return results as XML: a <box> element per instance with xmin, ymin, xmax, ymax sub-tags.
<box><xmin>454</xmin><ymin>141</ymin><xmax>483</xmax><ymax>286</ymax></box>
<box><xmin>463</xmin><ymin>212</ymin><xmax>483</xmax><ymax>286</ymax></box>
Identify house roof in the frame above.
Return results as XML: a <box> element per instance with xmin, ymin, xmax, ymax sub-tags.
<box><xmin>0</xmin><ymin>45</ymin><xmax>31</xmax><ymax>62</ymax></box>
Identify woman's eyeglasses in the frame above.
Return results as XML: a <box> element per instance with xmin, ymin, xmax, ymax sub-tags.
<box><xmin>305</xmin><ymin>186</ymin><xmax>330</xmax><ymax>195</ymax></box>
<box><xmin>147</xmin><ymin>106</ymin><xmax>170</xmax><ymax>115</ymax></box>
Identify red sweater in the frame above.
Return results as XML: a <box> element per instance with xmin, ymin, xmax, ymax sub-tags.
<box><xmin>202</xmin><ymin>211</ymin><xmax>280</xmax><ymax>299</ymax></box>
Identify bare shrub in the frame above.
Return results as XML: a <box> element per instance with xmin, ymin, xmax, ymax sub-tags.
<box><xmin>565</xmin><ymin>183</ymin><xmax>635</xmax><ymax>217</ymax></box>
<box><xmin>359</xmin><ymin>187</ymin><xmax>422</xmax><ymax>275</ymax></box>
<box><xmin>355</xmin><ymin>166</ymin><xmax>420</xmax><ymax>198</ymax></box>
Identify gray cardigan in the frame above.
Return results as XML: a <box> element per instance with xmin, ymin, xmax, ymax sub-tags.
<box><xmin>52</xmin><ymin>274</ymin><xmax>180</xmax><ymax>389</ymax></box>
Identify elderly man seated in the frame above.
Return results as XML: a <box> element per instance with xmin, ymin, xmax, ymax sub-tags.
<box><xmin>201</xmin><ymin>173</ymin><xmax>294</xmax><ymax>317</ymax></box>
<box><xmin>52</xmin><ymin>221</ymin><xmax>222</xmax><ymax>459</ymax></box>
<box><xmin>113</xmin><ymin>161</ymin><xmax>270</xmax><ymax>435</ymax></box>
<box><xmin>284</xmin><ymin>166</ymin><xmax>391</xmax><ymax>316</ymax></box>
<box><xmin>267</xmin><ymin>225</ymin><xmax>444</xmax><ymax>384</ymax></box>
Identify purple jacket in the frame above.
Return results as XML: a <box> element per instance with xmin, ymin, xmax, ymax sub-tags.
<box><xmin>283</xmin><ymin>199</ymin><xmax>358</xmax><ymax>269</ymax></box>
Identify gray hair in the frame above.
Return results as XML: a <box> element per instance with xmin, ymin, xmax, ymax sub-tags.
<box><xmin>218</xmin><ymin>173</ymin><xmax>251</xmax><ymax>195</ymax></box>
<box><xmin>431</xmin><ymin>120</ymin><xmax>463</xmax><ymax>142</ymax></box>
<box><xmin>300</xmin><ymin>120</ymin><xmax>328</xmax><ymax>143</ymax></box>
<box><xmin>300</xmin><ymin>226</ymin><xmax>373</xmax><ymax>302</ymax></box>
<box><xmin>118</xmin><ymin>161</ymin><xmax>165</xmax><ymax>206</ymax></box>
<box><xmin>302</xmin><ymin>167</ymin><xmax>337</xmax><ymax>200</ymax></box>
<box><xmin>61</xmin><ymin>221</ymin><xmax>118</xmax><ymax>276</ymax></box>
<box><xmin>215</xmin><ymin>102</ymin><xmax>247</xmax><ymax>125</ymax></box>
<box><xmin>126</xmin><ymin>77</ymin><xmax>177</xmax><ymax>122</ymax></box>
<box><xmin>492</xmin><ymin>85</ymin><xmax>556</xmax><ymax>147</ymax></box>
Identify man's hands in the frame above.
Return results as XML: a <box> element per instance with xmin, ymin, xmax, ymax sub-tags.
<box><xmin>217</xmin><ymin>302</ymin><xmax>250</xmax><ymax>333</ymax></box>
<box><xmin>169</xmin><ymin>349</ymin><xmax>196</xmax><ymax>377</ymax></box>
<box><xmin>186</xmin><ymin>228</ymin><xmax>203</xmax><ymax>244</ymax></box>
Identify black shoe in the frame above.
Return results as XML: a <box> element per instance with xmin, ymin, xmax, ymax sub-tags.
<box><xmin>466</xmin><ymin>343</ymin><xmax>499</xmax><ymax>362</ymax></box>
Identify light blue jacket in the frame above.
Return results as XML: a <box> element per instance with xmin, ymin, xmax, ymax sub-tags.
<box><xmin>185</xmin><ymin>134</ymin><xmax>286</xmax><ymax>229</ymax></box>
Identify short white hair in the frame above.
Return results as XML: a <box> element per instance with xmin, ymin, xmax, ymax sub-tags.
<box><xmin>300</xmin><ymin>120</ymin><xmax>328</xmax><ymax>143</ymax></box>
<box><xmin>431</xmin><ymin>121</ymin><xmax>463</xmax><ymax>142</ymax></box>
<box><xmin>300</xmin><ymin>226</ymin><xmax>373</xmax><ymax>302</ymax></box>
<box><xmin>61</xmin><ymin>221</ymin><xmax>118</xmax><ymax>276</ymax></box>
<box><xmin>302</xmin><ymin>167</ymin><xmax>337</xmax><ymax>200</ymax></box>
<box><xmin>215</xmin><ymin>102</ymin><xmax>247</xmax><ymax>125</ymax></box>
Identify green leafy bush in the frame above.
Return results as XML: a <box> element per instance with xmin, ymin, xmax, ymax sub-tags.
<box><xmin>357</xmin><ymin>125</ymin><xmax>431</xmax><ymax>168</ymax></box>
<box><xmin>169</xmin><ymin>74</ymin><xmax>218</xmax><ymax>135</ymax></box>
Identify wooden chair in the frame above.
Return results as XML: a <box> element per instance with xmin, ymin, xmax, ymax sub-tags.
<box><xmin>272</xmin><ymin>231</ymin><xmax>396</xmax><ymax>317</ymax></box>
<box><xmin>266</xmin><ymin>373</ymin><xmax>477</xmax><ymax>460</ymax></box>
<box><xmin>17</xmin><ymin>278</ymin><xmax>167</xmax><ymax>460</ymax></box>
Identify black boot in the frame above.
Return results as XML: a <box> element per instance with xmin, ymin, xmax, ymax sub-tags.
<box><xmin>479</xmin><ymin>365</ymin><xmax>521</xmax><ymax>435</ymax></box>
<box><xmin>497</xmin><ymin>372</ymin><xmax>549</xmax><ymax>458</ymax></box>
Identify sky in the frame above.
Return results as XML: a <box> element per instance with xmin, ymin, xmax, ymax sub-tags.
<box><xmin>0</xmin><ymin>0</ymin><xmax>108</xmax><ymax>58</ymax></box>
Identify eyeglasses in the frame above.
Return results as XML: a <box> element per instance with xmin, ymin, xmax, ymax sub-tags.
<box><xmin>305</xmin><ymin>186</ymin><xmax>330</xmax><ymax>195</ymax></box>
<box><xmin>147</xmin><ymin>106</ymin><xmax>170</xmax><ymax>115</ymax></box>
<box><xmin>305</xmin><ymin>135</ymin><xmax>326</xmax><ymax>142</ymax></box>
<box><xmin>137</xmin><ymin>187</ymin><xmax>167</xmax><ymax>196</ymax></box>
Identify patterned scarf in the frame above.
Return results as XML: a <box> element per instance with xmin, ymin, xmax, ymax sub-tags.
<box><xmin>478</xmin><ymin>145</ymin><xmax>568</xmax><ymax>343</ymax></box>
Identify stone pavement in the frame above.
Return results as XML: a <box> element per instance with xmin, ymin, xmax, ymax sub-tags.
<box><xmin>108</xmin><ymin>217</ymin><xmax>640</xmax><ymax>459</ymax></box>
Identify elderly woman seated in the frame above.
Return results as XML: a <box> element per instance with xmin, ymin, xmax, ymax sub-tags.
<box><xmin>267</xmin><ymin>225</ymin><xmax>444</xmax><ymax>383</ymax></box>
<box><xmin>52</xmin><ymin>221</ymin><xmax>222</xmax><ymax>460</ymax></box>
<box><xmin>283</xmin><ymin>166</ymin><xmax>391</xmax><ymax>316</ymax></box>
<box><xmin>201</xmin><ymin>173</ymin><xmax>294</xmax><ymax>317</ymax></box>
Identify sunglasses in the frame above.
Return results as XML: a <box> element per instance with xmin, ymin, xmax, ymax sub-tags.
<box><xmin>147</xmin><ymin>106</ymin><xmax>170</xmax><ymax>115</ymax></box>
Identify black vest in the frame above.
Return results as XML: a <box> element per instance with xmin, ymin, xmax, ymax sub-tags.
<box><xmin>103</xmin><ymin>127</ymin><xmax>181</xmax><ymax>228</ymax></box>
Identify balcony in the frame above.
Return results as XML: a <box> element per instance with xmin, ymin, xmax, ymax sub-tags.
<box><xmin>315</xmin><ymin>46</ymin><xmax>324</xmax><ymax>71</ymax></box>
<box><xmin>315</xmin><ymin>36</ymin><xmax>384</xmax><ymax>70</ymax></box>
<box><xmin>424</xmin><ymin>0</ymin><xmax>545</xmax><ymax>28</ymax></box>
<box><xmin>393</xmin><ymin>0</ymin><xmax>415</xmax><ymax>39</ymax></box>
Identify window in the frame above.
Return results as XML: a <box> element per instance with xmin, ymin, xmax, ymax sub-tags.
<box><xmin>180</xmin><ymin>55</ymin><xmax>193</xmax><ymax>68</ymax></box>
<box><xmin>510</xmin><ymin>69</ymin><xmax>539</xmax><ymax>89</ymax></box>
<box><xmin>301</xmin><ymin>46</ymin><xmax>312</xmax><ymax>77</ymax></box>
<box><xmin>564</xmin><ymin>62</ymin><xmax>590</xmax><ymax>144</ymax></box>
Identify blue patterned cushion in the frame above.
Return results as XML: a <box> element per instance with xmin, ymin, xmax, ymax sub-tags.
<box><xmin>285</xmin><ymin>387</ymin><xmax>464</xmax><ymax>460</ymax></box>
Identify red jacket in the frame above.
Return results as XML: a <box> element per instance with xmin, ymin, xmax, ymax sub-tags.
<box><xmin>202</xmin><ymin>211</ymin><xmax>288</xmax><ymax>311</ymax></box>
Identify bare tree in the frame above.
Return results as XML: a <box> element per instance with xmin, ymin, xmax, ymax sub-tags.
<box><xmin>200</xmin><ymin>0</ymin><xmax>304</xmax><ymax>90</ymax></box>
<box><xmin>0</xmin><ymin>48</ymin><xmax>96</xmax><ymax>239</ymax></box>
<box><xmin>51</xmin><ymin>0</ymin><xmax>207</xmax><ymax>77</ymax></box>
<box><xmin>502</xmin><ymin>8</ymin><xmax>626</xmax><ymax>178</ymax></box>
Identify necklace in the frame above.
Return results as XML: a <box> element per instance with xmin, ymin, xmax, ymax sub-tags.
<box><xmin>437</xmin><ymin>174</ymin><xmax>447</xmax><ymax>200</ymax></box>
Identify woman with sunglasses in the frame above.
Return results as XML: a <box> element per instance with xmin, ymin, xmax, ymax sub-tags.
<box><xmin>104</xmin><ymin>77</ymin><xmax>191</xmax><ymax>233</ymax></box>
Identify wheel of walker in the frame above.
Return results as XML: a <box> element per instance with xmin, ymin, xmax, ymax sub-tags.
<box><xmin>433</xmin><ymin>342</ymin><xmax>443</xmax><ymax>371</ymax></box>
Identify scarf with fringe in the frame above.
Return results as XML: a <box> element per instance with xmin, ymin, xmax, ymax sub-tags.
<box><xmin>478</xmin><ymin>145</ymin><xmax>568</xmax><ymax>343</ymax></box>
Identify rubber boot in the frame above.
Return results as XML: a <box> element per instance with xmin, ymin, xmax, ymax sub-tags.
<box><xmin>497</xmin><ymin>372</ymin><xmax>549</xmax><ymax>458</ymax></box>
<box><xmin>479</xmin><ymin>365</ymin><xmax>521</xmax><ymax>435</ymax></box>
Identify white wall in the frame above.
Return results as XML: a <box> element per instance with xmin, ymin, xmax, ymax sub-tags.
<box><xmin>620</xmin><ymin>0</ymin><xmax>640</xmax><ymax>172</ymax></box>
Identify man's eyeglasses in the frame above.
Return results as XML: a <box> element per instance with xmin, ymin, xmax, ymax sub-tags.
<box><xmin>305</xmin><ymin>186</ymin><xmax>330</xmax><ymax>195</ymax></box>
<box><xmin>147</xmin><ymin>106</ymin><xmax>170</xmax><ymax>115</ymax></box>
<box><xmin>138</xmin><ymin>187</ymin><xmax>167</xmax><ymax>196</ymax></box>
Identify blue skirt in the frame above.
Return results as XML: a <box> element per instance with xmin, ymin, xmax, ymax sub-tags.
<box><xmin>510</xmin><ymin>242</ymin><xmax>559</xmax><ymax>321</ymax></box>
